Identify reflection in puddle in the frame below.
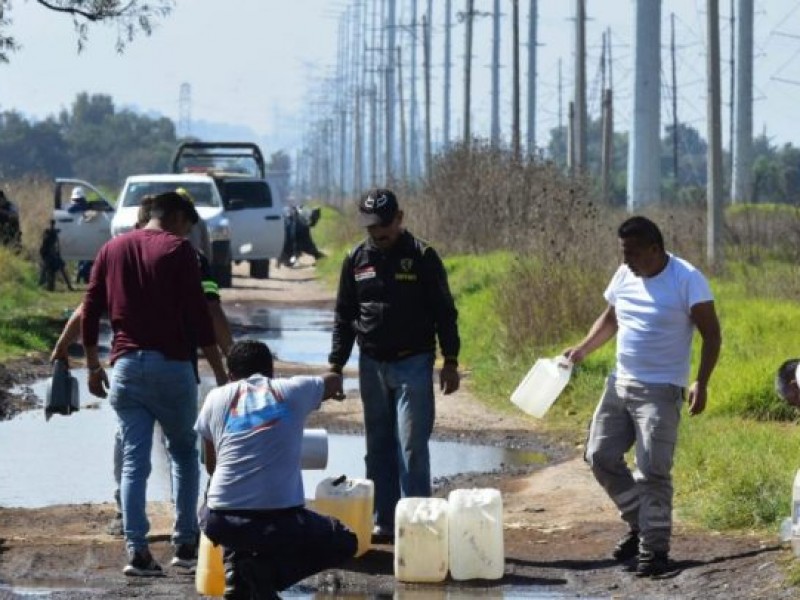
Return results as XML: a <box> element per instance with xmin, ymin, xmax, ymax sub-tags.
<box><xmin>0</xmin><ymin>373</ymin><xmax>544</xmax><ymax>508</ymax></box>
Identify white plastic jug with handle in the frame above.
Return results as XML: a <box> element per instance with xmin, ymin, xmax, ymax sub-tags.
<box><xmin>510</xmin><ymin>356</ymin><xmax>573</xmax><ymax>418</ymax></box>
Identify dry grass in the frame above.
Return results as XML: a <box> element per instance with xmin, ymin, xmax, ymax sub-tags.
<box><xmin>4</xmin><ymin>177</ymin><xmax>53</xmax><ymax>259</ymax></box>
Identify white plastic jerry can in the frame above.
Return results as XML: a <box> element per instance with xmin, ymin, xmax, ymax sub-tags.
<box><xmin>394</xmin><ymin>497</ymin><xmax>449</xmax><ymax>582</ymax></box>
<box><xmin>792</xmin><ymin>469</ymin><xmax>800</xmax><ymax>556</ymax></box>
<box><xmin>447</xmin><ymin>488</ymin><xmax>505</xmax><ymax>580</ymax></box>
<box><xmin>313</xmin><ymin>476</ymin><xmax>374</xmax><ymax>557</ymax></box>
<box><xmin>510</xmin><ymin>356</ymin><xmax>573</xmax><ymax>418</ymax></box>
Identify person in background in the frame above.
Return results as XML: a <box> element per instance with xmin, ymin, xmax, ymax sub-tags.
<box><xmin>38</xmin><ymin>220</ymin><xmax>73</xmax><ymax>291</ymax></box>
<box><xmin>775</xmin><ymin>359</ymin><xmax>800</xmax><ymax>408</ymax></box>
<box><xmin>565</xmin><ymin>216</ymin><xmax>721</xmax><ymax>577</ymax></box>
<box><xmin>66</xmin><ymin>186</ymin><xmax>89</xmax><ymax>213</ymax></box>
<box><xmin>197</xmin><ymin>339</ymin><xmax>357</xmax><ymax>599</ymax></box>
<box><xmin>0</xmin><ymin>189</ymin><xmax>21</xmax><ymax>248</ymax></box>
<box><xmin>51</xmin><ymin>196</ymin><xmax>233</xmax><ymax>537</ymax></box>
<box><xmin>328</xmin><ymin>188</ymin><xmax>461</xmax><ymax>542</ymax></box>
<box><xmin>82</xmin><ymin>191</ymin><xmax>227</xmax><ymax>576</ymax></box>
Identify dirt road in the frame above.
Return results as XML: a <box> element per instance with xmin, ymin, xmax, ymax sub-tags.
<box><xmin>0</xmin><ymin>260</ymin><xmax>792</xmax><ymax>599</ymax></box>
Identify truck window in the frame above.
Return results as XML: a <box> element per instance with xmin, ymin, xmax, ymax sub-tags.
<box><xmin>121</xmin><ymin>182</ymin><xmax>220</xmax><ymax>208</ymax></box>
<box><xmin>222</xmin><ymin>181</ymin><xmax>273</xmax><ymax>209</ymax></box>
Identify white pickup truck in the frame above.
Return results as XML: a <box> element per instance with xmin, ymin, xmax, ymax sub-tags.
<box><xmin>52</xmin><ymin>142</ymin><xmax>286</xmax><ymax>287</ymax></box>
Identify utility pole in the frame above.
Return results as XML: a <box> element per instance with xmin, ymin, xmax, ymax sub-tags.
<box><xmin>410</xmin><ymin>0</ymin><xmax>420</xmax><ymax>181</ymax></box>
<box><xmin>558</xmin><ymin>58</ymin><xmax>563</xmax><ymax>162</ymax></box>
<box><xmin>729</xmin><ymin>0</ymin><xmax>735</xmax><ymax>191</ymax></box>
<box><xmin>671</xmin><ymin>12</ymin><xmax>679</xmax><ymax>187</ymax></box>
<box><xmin>491</xmin><ymin>0</ymin><xmax>501</xmax><ymax>146</ymax></box>
<box><xmin>369</xmin><ymin>0</ymin><xmax>379</xmax><ymax>185</ymax></box>
<box><xmin>732</xmin><ymin>0</ymin><xmax>753</xmax><ymax>204</ymax></box>
<box><xmin>601</xmin><ymin>32</ymin><xmax>613</xmax><ymax>202</ymax></box>
<box><xmin>627</xmin><ymin>0</ymin><xmax>661</xmax><ymax>209</ymax></box>
<box><xmin>526</xmin><ymin>0</ymin><xmax>537</xmax><ymax>156</ymax></box>
<box><xmin>574</xmin><ymin>0</ymin><xmax>587</xmax><ymax>172</ymax></box>
<box><xmin>386</xmin><ymin>0</ymin><xmax>397</xmax><ymax>183</ymax></box>
<box><xmin>397</xmin><ymin>46</ymin><xmax>409</xmax><ymax>182</ymax></box>
<box><xmin>463</xmin><ymin>0</ymin><xmax>474</xmax><ymax>143</ymax></box>
<box><xmin>353</xmin><ymin>1</ymin><xmax>364</xmax><ymax>195</ymax></box>
<box><xmin>707</xmin><ymin>0</ymin><xmax>723</xmax><ymax>268</ymax></box>
<box><xmin>444</xmin><ymin>0</ymin><xmax>452</xmax><ymax>149</ymax></box>
<box><xmin>423</xmin><ymin>13</ymin><xmax>432</xmax><ymax>173</ymax></box>
<box><xmin>567</xmin><ymin>101</ymin><xmax>575</xmax><ymax>173</ymax></box>
<box><xmin>512</xmin><ymin>0</ymin><xmax>521</xmax><ymax>160</ymax></box>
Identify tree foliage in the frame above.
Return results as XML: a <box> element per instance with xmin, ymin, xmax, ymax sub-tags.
<box><xmin>0</xmin><ymin>0</ymin><xmax>173</xmax><ymax>61</ymax></box>
<box><xmin>0</xmin><ymin>92</ymin><xmax>177</xmax><ymax>186</ymax></box>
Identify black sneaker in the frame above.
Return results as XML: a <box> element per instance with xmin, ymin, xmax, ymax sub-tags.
<box><xmin>612</xmin><ymin>529</ymin><xmax>640</xmax><ymax>562</ymax></box>
<box><xmin>371</xmin><ymin>525</ymin><xmax>394</xmax><ymax>544</ymax></box>
<box><xmin>636</xmin><ymin>550</ymin><xmax>670</xmax><ymax>577</ymax></box>
<box><xmin>123</xmin><ymin>548</ymin><xmax>163</xmax><ymax>577</ymax></box>
<box><xmin>171</xmin><ymin>543</ymin><xmax>198</xmax><ymax>569</ymax></box>
<box><xmin>106</xmin><ymin>513</ymin><xmax>124</xmax><ymax>537</ymax></box>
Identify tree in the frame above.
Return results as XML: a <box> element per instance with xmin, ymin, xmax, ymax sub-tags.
<box><xmin>0</xmin><ymin>0</ymin><xmax>173</xmax><ymax>61</ymax></box>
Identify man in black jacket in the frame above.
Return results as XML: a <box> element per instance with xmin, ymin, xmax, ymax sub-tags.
<box><xmin>329</xmin><ymin>188</ymin><xmax>460</xmax><ymax>541</ymax></box>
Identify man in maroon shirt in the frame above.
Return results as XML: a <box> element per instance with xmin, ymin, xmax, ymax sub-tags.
<box><xmin>82</xmin><ymin>191</ymin><xmax>226</xmax><ymax>577</ymax></box>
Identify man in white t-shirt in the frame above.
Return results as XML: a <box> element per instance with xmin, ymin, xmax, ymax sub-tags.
<box><xmin>195</xmin><ymin>340</ymin><xmax>357</xmax><ymax>599</ymax></box>
<box><xmin>565</xmin><ymin>216</ymin><xmax>721</xmax><ymax>577</ymax></box>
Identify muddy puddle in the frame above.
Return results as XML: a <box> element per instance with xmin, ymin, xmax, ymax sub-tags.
<box><xmin>224</xmin><ymin>304</ymin><xmax>357</xmax><ymax>366</ymax></box>
<box><xmin>0</xmin><ymin>373</ymin><xmax>543</xmax><ymax>508</ymax></box>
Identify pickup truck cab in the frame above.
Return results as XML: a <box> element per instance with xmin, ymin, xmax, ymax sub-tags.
<box><xmin>172</xmin><ymin>142</ymin><xmax>285</xmax><ymax>279</ymax></box>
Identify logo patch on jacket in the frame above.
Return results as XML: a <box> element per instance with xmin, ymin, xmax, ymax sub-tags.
<box><xmin>355</xmin><ymin>266</ymin><xmax>376</xmax><ymax>281</ymax></box>
<box><xmin>400</xmin><ymin>258</ymin><xmax>414</xmax><ymax>272</ymax></box>
<box><xmin>396</xmin><ymin>258</ymin><xmax>417</xmax><ymax>281</ymax></box>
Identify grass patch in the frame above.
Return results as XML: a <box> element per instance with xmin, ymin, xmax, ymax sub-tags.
<box><xmin>0</xmin><ymin>246</ymin><xmax>82</xmax><ymax>361</ymax></box>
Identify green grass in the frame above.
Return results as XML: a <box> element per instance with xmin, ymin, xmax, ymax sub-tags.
<box><xmin>0</xmin><ymin>247</ymin><xmax>82</xmax><ymax>361</ymax></box>
<box><xmin>316</xmin><ymin>208</ymin><xmax>800</xmax><ymax>535</ymax></box>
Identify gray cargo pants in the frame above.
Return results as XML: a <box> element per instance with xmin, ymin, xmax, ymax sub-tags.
<box><xmin>585</xmin><ymin>376</ymin><xmax>683</xmax><ymax>554</ymax></box>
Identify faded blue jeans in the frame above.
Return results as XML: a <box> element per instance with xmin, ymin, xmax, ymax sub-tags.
<box><xmin>359</xmin><ymin>352</ymin><xmax>435</xmax><ymax>530</ymax></box>
<box><xmin>109</xmin><ymin>350</ymin><xmax>199</xmax><ymax>553</ymax></box>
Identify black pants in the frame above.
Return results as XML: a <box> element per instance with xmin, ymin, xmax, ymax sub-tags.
<box><xmin>203</xmin><ymin>506</ymin><xmax>357</xmax><ymax>591</ymax></box>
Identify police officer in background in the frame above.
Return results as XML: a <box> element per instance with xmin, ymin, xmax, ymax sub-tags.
<box><xmin>329</xmin><ymin>188</ymin><xmax>460</xmax><ymax>542</ymax></box>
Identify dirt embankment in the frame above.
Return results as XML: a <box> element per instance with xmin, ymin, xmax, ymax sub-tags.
<box><xmin>0</xmin><ymin>260</ymin><xmax>793</xmax><ymax>599</ymax></box>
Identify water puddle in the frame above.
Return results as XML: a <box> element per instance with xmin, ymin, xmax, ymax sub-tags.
<box><xmin>223</xmin><ymin>305</ymin><xmax>358</xmax><ymax>366</ymax></box>
<box><xmin>0</xmin><ymin>373</ymin><xmax>543</xmax><ymax>508</ymax></box>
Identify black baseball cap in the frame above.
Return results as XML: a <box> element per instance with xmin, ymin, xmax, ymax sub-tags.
<box><xmin>358</xmin><ymin>188</ymin><xmax>399</xmax><ymax>226</ymax></box>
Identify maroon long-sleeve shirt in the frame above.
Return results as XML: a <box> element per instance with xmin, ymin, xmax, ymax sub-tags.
<box><xmin>81</xmin><ymin>228</ymin><xmax>215</xmax><ymax>364</ymax></box>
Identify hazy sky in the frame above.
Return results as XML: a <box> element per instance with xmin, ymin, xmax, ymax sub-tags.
<box><xmin>1</xmin><ymin>1</ymin><xmax>799</xmax><ymax>153</ymax></box>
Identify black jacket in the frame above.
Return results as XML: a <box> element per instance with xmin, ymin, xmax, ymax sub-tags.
<box><xmin>329</xmin><ymin>230</ymin><xmax>460</xmax><ymax>366</ymax></box>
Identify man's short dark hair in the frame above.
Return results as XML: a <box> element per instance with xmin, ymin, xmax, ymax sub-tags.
<box><xmin>136</xmin><ymin>196</ymin><xmax>155</xmax><ymax>228</ymax></box>
<box><xmin>775</xmin><ymin>358</ymin><xmax>800</xmax><ymax>398</ymax></box>
<box><xmin>227</xmin><ymin>339</ymin><xmax>274</xmax><ymax>380</ymax></box>
<box><xmin>150</xmin><ymin>191</ymin><xmax>199</xmax><ymax>225</ymax></box>
<box><xmin>618</xmin><ymin>216</ymin><xmax>664</xmax><ymax>251</ymax></box>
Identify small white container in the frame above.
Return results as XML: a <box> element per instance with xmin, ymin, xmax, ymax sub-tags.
<box><xmin>394</xmin><ymin>497</ymin><xmax>449</xmax><ymax>582</ymax></box>
<box><xmin>447</xmin><ymin>488</ymin><xmax>505</xmax><ymax>581</ymax></box>
<box><xmin>791</xmin><ymin>469</ymin><xmax>800</xmax><ymax>556</ymax></box>
<box><xmin>510</xmin><ymin>356</ymin><xmax>573</xmax><ymax>418</ymax></box>
<box><xmin>313</xmin><ymin>476</ymin><xmax>374</xmax><ymax>557</ymax></box>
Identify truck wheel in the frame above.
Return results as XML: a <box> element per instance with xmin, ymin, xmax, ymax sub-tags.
<box><xmin>214</xmin><ymin>263</ymin><xmax>233</xmax><ymax>288</ymax></box>
<box><xmin>249</xmin><ymin>259</ymin><xmax>270</xmax><ymax>279</ymax></box>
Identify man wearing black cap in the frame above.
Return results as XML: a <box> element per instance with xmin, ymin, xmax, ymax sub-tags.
<box><xmin>329</xmin><ymin>188</ymin><xmax>461</xmax><ymax>541</ymax></box>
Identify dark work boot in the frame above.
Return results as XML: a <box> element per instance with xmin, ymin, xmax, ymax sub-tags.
<box><xmin>612</xmin><ymin>529</ymin><xmax>640</xmax><ymax>562</ymax></box>
<box><xmin>225</xmin><ymin>551</ymin><xmax>280</xmax><ymax>600</ymax></box>
<box><xmin>223</xmin><ymin>551</ymin><xmax>248</xmax><ymax>600</ymax></box>
<box><xmin>636</xmin><ymin>550</ymin><xmax>671</xmax><ymax>577</ymax></box>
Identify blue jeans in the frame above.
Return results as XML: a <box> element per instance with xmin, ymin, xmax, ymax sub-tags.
<box><xmin>359</xmin><ymin>352</ymin><xmax>435</xmax><ymax>529</ymax></box>
<box><xmin>109</xmin><ymin>350</ymin><xmax>199</xmax><ymax>552</ymax></box>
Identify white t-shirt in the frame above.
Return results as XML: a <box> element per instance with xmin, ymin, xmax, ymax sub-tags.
<box><xmin>194</xmin><ymin>374</ymin><xmax>324</xmax><ymax>510</ymax></box>
<box><xmin>604</xmin><ymin>254</ymin><xmax>713</xmax><ymax>387</ymax></box>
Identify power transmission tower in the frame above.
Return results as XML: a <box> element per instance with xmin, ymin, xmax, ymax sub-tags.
<box><xmin>732</xmin><ymin>0</ymin><xmax>753</xmax><ymax>203</ymax></box>
<box><xmin>601</xmin><ymin>32</ymin><xmax>614</xmax><ymax>202</ymax></box>
<box><xmin>178</xmin><ymin>83</ymin><xmax>191</xmax><ymax>139</ymax></box>
<box><xmin>729</xmin><ymin>0</ymin><xmax>735</xmax><ymax>191</ymax></box>
<box><xmin>410</xmin><ymin>0</ymin><xmax>420</xmax><ymax>180</ymax></box>
<box><xmin>526</xmin><ymin>0</ymin><xmax>538</xmax><ymax>156</ymax></box>
<box><xmin>567</xmin><ymin>101</ymin><xmax>575</xmax><ymax>173</ymax></box>
<box><xmin>558</xmin><ymin>58</ymin><xmax>563</xmax><ymax>162</ymax></box>
<box><xmin>707</xmin><ymin>0</ymin><xmax>724</xmax><ymax>268</ymax></box>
